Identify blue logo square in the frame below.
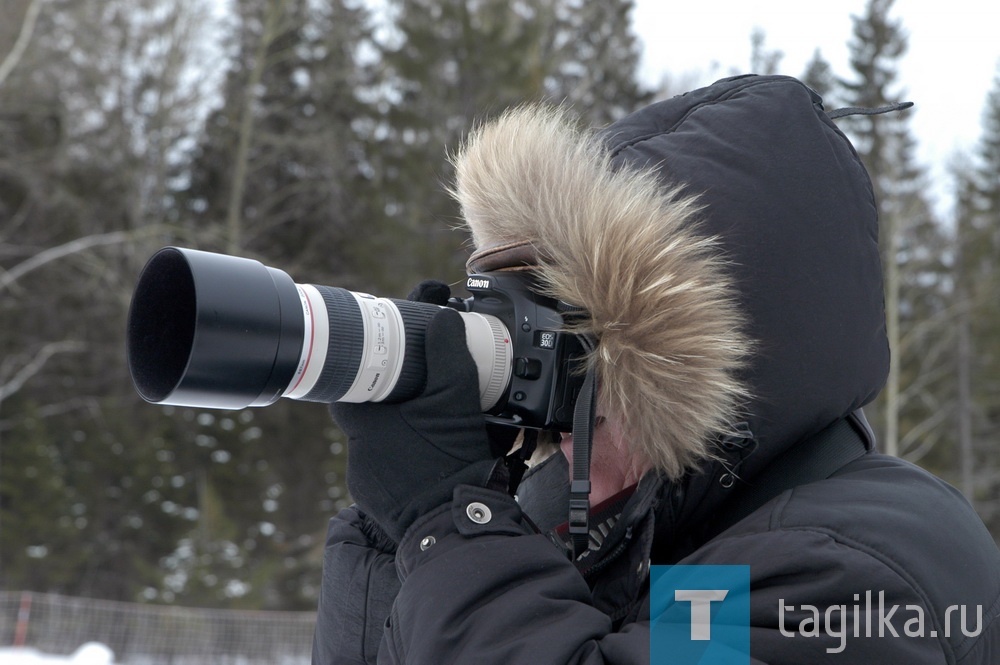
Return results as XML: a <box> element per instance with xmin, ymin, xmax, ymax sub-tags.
<box><xmin>650</xmin><ymin>565</ymin><xmax>750</xmax><ymax>665</ymax></box>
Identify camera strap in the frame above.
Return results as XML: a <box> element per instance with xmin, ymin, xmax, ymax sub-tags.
<box><xmin>569</xmin><ymin>336</ymin><xmax>598</xmax><ymax>560</ymax></box>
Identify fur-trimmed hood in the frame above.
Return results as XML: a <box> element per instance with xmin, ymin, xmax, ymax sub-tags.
<box><xmin>452</xmin><ymin>106</ymin><xmax>750</xmax><ymax>479</ymax></box>
<box><xmin>451</xmin><ymin>75</ymin><xmax>889</xmax><ymax>485</ymax></box>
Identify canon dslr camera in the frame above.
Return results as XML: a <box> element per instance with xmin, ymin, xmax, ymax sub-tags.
<box><xmin>127</xmin><ymin>247</ymin><xmax>586</xmax><ymax>430</ymax></box>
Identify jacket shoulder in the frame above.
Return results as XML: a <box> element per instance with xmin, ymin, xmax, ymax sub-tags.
<box><xmin>698</xmin><ymin>453</ymin><xmax>1000</xmax><ymax>663</ymax></box>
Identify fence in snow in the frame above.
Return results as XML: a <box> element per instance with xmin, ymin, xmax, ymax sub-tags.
<box><xmin>0</xmin><ymin>591</ymin><xmax>316</xmax><ymax>665</ymax></box>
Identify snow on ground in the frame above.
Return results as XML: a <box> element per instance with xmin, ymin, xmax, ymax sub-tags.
<box><xmin>0</xmin><ymin>643</ymin><xmax>115</xmax><ymax>664</ymax></box>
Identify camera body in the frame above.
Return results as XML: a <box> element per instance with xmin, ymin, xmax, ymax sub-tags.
<box><xmin>457</xmin><ymin>272</ymin><xmax>586</xmax><ymax>431</ymax></box>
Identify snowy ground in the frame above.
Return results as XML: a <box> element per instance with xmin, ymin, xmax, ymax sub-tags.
<box><xmin>0</xmin><ymin>643</ymin><xmax>115</xmax><ymax>664</ymax></box>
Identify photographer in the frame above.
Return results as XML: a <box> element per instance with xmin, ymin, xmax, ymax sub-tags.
<box><xmin>312</xmin><ymin>75</ymin><xmax>1000</xmax><ymax>664</ymax></box>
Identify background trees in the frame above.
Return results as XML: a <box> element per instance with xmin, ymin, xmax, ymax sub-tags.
<box><xmin>1</xmin><ymin>0</ymin><xmax>997</xmax><ymax>610</ymax></box>
<box><xmin>817</xmin><ymin>0</ymin><xmax>1000</xmax><ymax>529</ymax></box>
<box><xmin>0</xmin><ymin>0</ymin><xmax>651</xmax><ymax>608</ymax></box>
<box><xmin>950</xmin><ymin>68</ymin><xmax>1000</xmax><ymax>533</ymax></box>
<box><xmin>1</xmin><ymin>0</ymin><xmax>224</xmax><ymax>603</ymax></box>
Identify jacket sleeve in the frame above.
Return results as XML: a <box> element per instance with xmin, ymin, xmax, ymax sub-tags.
<box><xmin>381</xmin><ymin>485</ymin><xmax>652</xmax><ymax>664</ymax></box>
<box><xmin>312</xmin><ymin>506</ymin><xmax>401</xmax><ymax>665</ymax></box>
<box><xmin>376</xmin><ymin>481</ymin><xmax>1000</xmax><ymax>664</ymax></box>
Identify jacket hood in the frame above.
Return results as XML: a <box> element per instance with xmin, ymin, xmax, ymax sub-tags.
<box><xmin>451</xmin><ymin>75</ymin><xmax>889</xmax><ymax>485</ymax></box>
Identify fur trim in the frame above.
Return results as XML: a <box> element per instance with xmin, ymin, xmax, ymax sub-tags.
<box><xmin>451</xmin><ymin>106</ymin><xmax>752</xmax><ymax>479</ymax></box>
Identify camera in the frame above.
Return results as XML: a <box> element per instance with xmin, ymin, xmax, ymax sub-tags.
<box><xmin>126</xmin><ymin>247</ymin><xmax>586</xmax><ymax>430</ymax></box>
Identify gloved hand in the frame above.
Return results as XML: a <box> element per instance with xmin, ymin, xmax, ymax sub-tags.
<box><xmin>330</xmin><ymin>307</ymin><xmax>497</xmax><ymax>543</ymax></box>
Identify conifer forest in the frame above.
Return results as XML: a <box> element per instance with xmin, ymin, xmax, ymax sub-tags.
<box><xmin>1</xmin><ymin>0</ymin><xmax>998</xmax><ymax>610</ymax></box>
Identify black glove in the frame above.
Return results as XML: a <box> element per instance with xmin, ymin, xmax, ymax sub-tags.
<box><xmin>406</xmin><ymin>279</ymin><xmax>521</xmax><ymax>457</ymax></box>
<box><xmin>407</xmin><ymin>280</ymin><xmax>520</xmax><ymax>458</ymax></box>
<box><xmin>331</xmin><ymin>307</ymin><xmax>497</xmax><ymax>542</ymax></box>
<box><xmin>406</xmin><ymin>279</ymin><xmax>452</xmax><ymax>306</ymax></box>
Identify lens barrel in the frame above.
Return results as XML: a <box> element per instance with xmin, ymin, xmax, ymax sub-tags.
<box><xmin>126</xmin><ymin>247</ymin><xmax>512</xmax><ymax>412</ymax></box>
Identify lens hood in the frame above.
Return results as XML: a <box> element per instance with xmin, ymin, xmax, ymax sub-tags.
<box><xmin>126</xmin><ymin>247</ymin><xmax>303</xmax><ymax>409</ymax></box>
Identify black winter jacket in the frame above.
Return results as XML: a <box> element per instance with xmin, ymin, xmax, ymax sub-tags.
<box><xmin>312</xmin><ymin>76</ymin><xmax>1000</xmax><ymax>664</ymax></box>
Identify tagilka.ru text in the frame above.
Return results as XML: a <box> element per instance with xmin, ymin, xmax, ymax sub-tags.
<box><xmin>779</xmin><ymin>591</ymin><xmax>983</xmax><ymax>654</ymax></box>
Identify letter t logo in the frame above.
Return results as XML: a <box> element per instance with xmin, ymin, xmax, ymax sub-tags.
<box><xmin>675</xmin><ymin>589</ymin><xmax>729</xmax><ymax>640</ymax></box>
<box><xmin>650</xmin><ymin>565</ymin><xmax>750</xmax><ymax>664</ymax></box>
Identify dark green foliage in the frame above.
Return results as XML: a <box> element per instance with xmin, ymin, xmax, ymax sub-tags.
<box><xmin>834</xmin><ymin>0</ymin><xmax>950</xmax><ymax>467</ymax></box>
<box><xmin>6</xmin><ymin>0</ymin><xmax>993</xmax><ymax>610</ymax></box>
<box><xmin>953</xmin><ymin>66</ymin><xmax>1000</xmax><ymax>532</ymax></box>
<box><xmin>0</xmin><ymin>0</ymin><xmax>354</xmax><ymax>610</ymax></box>
<box><xmin>838</xmin><ymin>0</ymin><xmax>910</xmax><ymax>209</ymax></box>
<box><xmin>831</xmin><ymin>0</ymin><xmax>999</xmax><ymax>527</ymax></box>
<box><xmin>370</xmin><ymin>0</ymin><xmax>650</xmax><ymax>287</ymax></box>
<box><xmin>546</xmin><ymin>0</ymin><xmax>652</xmax><ymax>124</ymax></box>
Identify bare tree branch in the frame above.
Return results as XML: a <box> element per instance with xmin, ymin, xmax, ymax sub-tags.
<box><xmin>225</xmin><ymin>0</ymin><xmax>292</xmax><ymax>253</ymax></box>
<box><xmin>0</xmin><ymin>0</ymin><xmax>43</xmax><ymax>87</ymax></box>
<box><xmin>0</xmin><ymin>396</ymin><xmax>100</xmax><ymax>431</ymax></box>
<box><xmin>900</xmin><ymin>407</ymin><xmax>951</xmax><ymax>463</ymax></box>
<box><xmin>0</xmin><ymin>230</ymin><xmax>129</xmax><ymax>293</ymax></box>
<box><xmin>901</xmin><ymin>426</ymin><xmax>945</xmax><ymax>467</ymax></box>
<box><xmin>0</xmin><ymin>340</ymin><xmax>86</xmax><ymax>405</ymax></box>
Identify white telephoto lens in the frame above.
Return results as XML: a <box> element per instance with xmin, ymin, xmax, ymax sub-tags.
<box><xmin>284</xmin><ymin>287</ymin><xmax>512</xmax><ymax>409</ymax></box>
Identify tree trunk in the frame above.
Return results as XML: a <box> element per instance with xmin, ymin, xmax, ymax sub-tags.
<box><xmin>883</xmin><ymin>207</ymin><xmax>900</xmax><ymax>456</ymax></box>
<box><xmin>225</xmin><ymin>0</ymin><xmax>288</xmax><ymax>254</ymax></box>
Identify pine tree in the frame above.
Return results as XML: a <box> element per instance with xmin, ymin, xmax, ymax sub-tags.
<box><xmin>838</xmin><ymin>0</ymin><xmax>949</xmax><ymax>461</ymax></box>
<box><xmin>953</xmin><ymin>65</ymin><xmax>1000</xmax><ymax>529</ymax></box>
<box><xmin>1</xmin><ymin>0</ymin><xmax>229</xmax><ymax>601</ymax></box>
<box><xmin>800</xmin><ymin>49</ymin><xmax>838</xmax><ymax>104</ymax></box>
<box><xmin>952</xmin><ymin>158</ymin><xmax>979</xmax><ymax>507</ymax></box>
<box><xmin>373</xmin><ymin>0</ymin><xmax>650</xmax><ymax>287</ymax></box>
<box><xmin>749</xmin><ymin>27</ymin><xmax>783</xmax><ymax>76</ymax></box>
<box><xmin>544</xmin><ymin>0</ymin><xmax>651</xmax><ymax>125</ymax></box>
<box><xmin>372</xmin><ymin>0</ymin><xmax>547</xmax><ymax>287</ymax></box>
<box><xmin>185</xmin><ymin>0</ymin><xmax>375</xmax><ymax>269</ymax></box>
<box><xmin>175</xmin><ymin>0</ymin><xmax>376</xmax><ymax>608</ymax></box>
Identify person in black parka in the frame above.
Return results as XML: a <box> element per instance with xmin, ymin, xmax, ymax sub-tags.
<box><xmin>312</xmin><ymin>75</ymin><xmax>1000</xmax><ymax>664</ymax></box>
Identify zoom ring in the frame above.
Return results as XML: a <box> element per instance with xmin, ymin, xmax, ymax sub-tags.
<box><xmin>386</xmin><ymin>299</ymin><xmax>440</xmax><ymax>402</ymax></box>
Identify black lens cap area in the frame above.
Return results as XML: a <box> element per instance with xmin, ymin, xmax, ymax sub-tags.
<box><xmin>127</xmin><ymin>249</ymin><xmax>197</xmax><ymax>402</ymax></box>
